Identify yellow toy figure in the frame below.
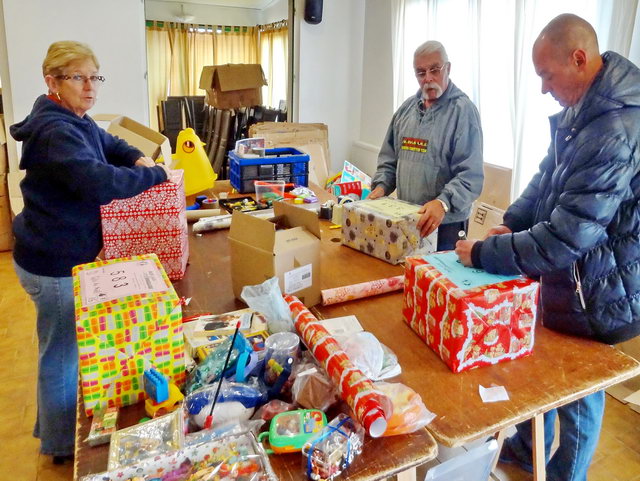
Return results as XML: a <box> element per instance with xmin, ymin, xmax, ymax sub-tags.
<box><xmin>171</xmin><ymin>128</ymin><xmax>217</xmax><ymax>196</ymax></box>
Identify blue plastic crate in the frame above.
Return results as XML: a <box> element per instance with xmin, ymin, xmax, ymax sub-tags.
<box><xmin>229</xmin><ymin>147</ymin><xmax>310</xmax><ymax>193</ymax></box>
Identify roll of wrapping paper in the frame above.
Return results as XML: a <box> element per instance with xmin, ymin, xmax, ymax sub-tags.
<box><xmin>284</xmin><ymin>295</ymin><xmax>393</xmax><ymax>437</ymax></box>
<box><xmin>321</xmin><ymin>275</ymin><xmax>405</xmax><ymax>306</ymax></box>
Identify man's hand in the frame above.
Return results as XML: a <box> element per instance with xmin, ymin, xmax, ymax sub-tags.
<box><xmin>417</xmin><ymin>200</ymin><xmax>446</xmax><ymax>237</ymax></box>
<box><xmin>455</xmin><ymin>239</ymin><xmax>477</xmax><ymax>266</ymax></box>
<box><xmin>368</xmin><ymin>186</ymin><xmax>385</xmax><ymax>200</ymax></box>
<box><xmin>135</xmin><ymin>156</ymin><xmax>156</xmax><ymax>168</ymax></box>
<box><xmin>484</xmin><ymin>225</ymin><xmax>512</xmax><ymax>239</ymax></box>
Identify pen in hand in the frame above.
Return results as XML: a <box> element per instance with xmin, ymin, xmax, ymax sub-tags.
<box><xmin>458</xmin><ymin>230</ymin><xmax>467</xmax><ymax>241</ymax></box>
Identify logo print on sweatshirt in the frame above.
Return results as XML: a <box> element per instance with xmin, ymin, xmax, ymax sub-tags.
<box><xmin>401</xmin><ymin>137</ymin><xmax>428</xmax><ymax>153</ymax></box>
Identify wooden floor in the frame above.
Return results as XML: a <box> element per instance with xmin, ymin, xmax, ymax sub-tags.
<box><xmin>0</xmin><ymin>250</ymin><xmax>639</xmax><ymax>481</ymax></box>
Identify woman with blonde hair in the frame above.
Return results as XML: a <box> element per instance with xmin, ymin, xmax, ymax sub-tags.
<box><xmin>10</xmin><ymin>40</ymin><xmax>171</xmax><ymax>464</ymax></box>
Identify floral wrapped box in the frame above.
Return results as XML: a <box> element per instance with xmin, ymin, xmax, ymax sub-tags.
<box><xmin>402</xmin><ymin>252</ymin><xmax>539</xmax><ymax>373</ymax></box>
<box><xmin>73</xmin><ymin>254</ymin><xmax>185</xmax><ymax>416</ymax></box>
<box><xmin>341</xmin><ymin>198</ymin><xmax>437</xmax><ymax>265</ymax></box>
<box><xmin>101</xmin><ymin>169</ymin><xmax>188</xmax><ymax>280</ymax></box>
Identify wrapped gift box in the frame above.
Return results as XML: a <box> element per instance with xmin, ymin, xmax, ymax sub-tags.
<box><xmin>402</xmin><ymin>252</ymin><xmax>539</xmax><ymax>373</ymax></box>
<box><xmin>341</xmin><ymin>198</ymin><xmax>437</xmax><ymax>265</ymax></box>
<box><xmin>101</xmin><ymin>169</ymin><xmax>188</xmax><ymax>280</ymax></box>
<box><xmin>73</xmin><ymin>254</ymin><xmax>186</xmax><ymax>416</ymax></box>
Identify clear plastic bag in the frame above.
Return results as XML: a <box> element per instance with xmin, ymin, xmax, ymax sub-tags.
<box><xmin>291</xmin><ymin>363</ymin><xmax>338</xmax><ymax>411</ymax></box>
<box><xmin>338</xmin><ymin>331</ymin><xmax>384</xmax><ymax>379</ymax></box>
<box><xmin>241</xmin><ymin>277</ymin><xmax>294</xmax><ymax>333</ymax></box>
<box><xmin>375</xmin><ymin>382</ymin><xmax>436</xmax><ymax>436</ymax></box>
<box><xmin>184</xmin><ymin>336</ymin><xmax>240</xmax><ymax>394</ymax></box>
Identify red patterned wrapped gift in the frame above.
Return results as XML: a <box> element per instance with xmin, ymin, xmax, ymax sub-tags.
<box><xmin>402</xmin><ymin>252</ymin><xmax>539</xmax><ymax>373</ymax></box>
<box><xmin>101</xmin><ymin>170</ymin><xmax>188</xmax><ymax>280</ymax></box>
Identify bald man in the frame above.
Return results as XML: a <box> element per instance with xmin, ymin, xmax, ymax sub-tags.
<box><xmin>456</xmin><ymin>13</ymin><xmax>640</xmax><ymax>481</ymax></box>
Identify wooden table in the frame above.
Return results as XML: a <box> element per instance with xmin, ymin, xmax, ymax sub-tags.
<box><xmin>75</xmin><ymin>187</ymin><xmax>640</xmax><ymax>481</ymax></box>
<box><xmin>74</xmin><ymin>198</ymin><xmax>438</xmax><ymax>481</ymax></box>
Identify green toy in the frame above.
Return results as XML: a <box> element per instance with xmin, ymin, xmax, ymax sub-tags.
<box><xmin>258</xmin><ymin>409</ymin><xmax>327</xmax><ymax>454</ymax></box>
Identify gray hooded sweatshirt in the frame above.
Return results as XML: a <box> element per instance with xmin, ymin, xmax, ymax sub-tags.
<box><xmin>372</xmin><ymin>81</ymin><xmax>484</xmax><ymax>223</ymax></box>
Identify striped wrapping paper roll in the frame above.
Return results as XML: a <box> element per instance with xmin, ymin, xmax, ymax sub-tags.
<box><xmin>284</xmin><ymin>295</ymin><xmax>393</xmax><ymax>437</ymax></box>
<box><xmin>321</xmin><ymin>275</ymin><xmax>405</xmax><ymax>306</ymax></box>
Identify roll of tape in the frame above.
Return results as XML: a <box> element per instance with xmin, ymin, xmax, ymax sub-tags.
<box><xmin>319</xmin><ymin>206</ymin><xmax>333</xmax><ymax>219</ymax></box>
<box><xmin>201</xmin><ymin>199</ymin><xmax>218</xmax><ymax>209</ymax></box>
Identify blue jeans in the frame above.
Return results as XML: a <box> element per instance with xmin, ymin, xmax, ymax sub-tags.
<box><xmin>14</xmin><ymin>261</ymin><xmax>77</xmax><ymax>456</ymax></box>
<box><xmin>503</xmin><ymin>390</ymin><xmax>605</xmax><ymax>481</ymax></box>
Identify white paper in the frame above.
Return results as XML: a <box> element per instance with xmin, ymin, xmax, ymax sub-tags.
<box><xmin>79</xmin><ymin>259</ymin><xmax>168</xmax><ymax>307</ymax></box>
<box><xmin>320</xmin><ymin>315</ymin><xmax>364</xmax><ymax>336</ymax></box>
<box><xmin>284</xmin><ymin>263</ymin><xmax>313</xmax><ymax>294</ymax></box>
<box><xmin>479</xmin><ymin>384</ymin><xmax>510</xmax><ymax>403</ymax></box>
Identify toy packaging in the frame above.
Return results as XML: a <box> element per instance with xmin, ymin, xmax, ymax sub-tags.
<box><xmin>81</xmin><ymin>431</ymin><xmax>277</xmax><ymax>481</ymax></box>
<box><xmin>301</xmin><ymin>414</ymin><xmax>364</xmax><ymax>481</ymax></box>
<box><xmin>86</xmin><ymin>405</ymin><xmax>118</xmax><ymax>446</ymax></box>
<box><xmin>101</xmin><ymin>169</ymin><xmax>189</xmax><ymax>280</ymax></box>
<box><xmin>258</xmin><ymin>409</ymin><xmax>327</xmax><ymax>454</ymax></box>
<box><xmin>107</xmin><ymin>410</ymin><xmax>184</xmax><ymax>470</ymax></box>
<box><xmin>73</xmin><ymin>254</ymin><xmax>185</xmax><ymax>416</ymax></box>
<box><xmin>341</xmin><ymin>198</ymin><xmax>437</xmax><ymax>265</ymax></box>
<box><xmin>403</xmin><ymin>252</ymin><xmax>539</xmax><ymax>373</ymax></box>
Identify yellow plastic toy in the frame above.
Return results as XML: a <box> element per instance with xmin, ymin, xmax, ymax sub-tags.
<box><xmin>144</xmin><ymin>382</ymin><xmax>184</xmax><ymax>418</ymax></box>
<box><xmin>171</xmin><ymin>128</ymin><xmax>217</xmax><ymax>196</ymax></box>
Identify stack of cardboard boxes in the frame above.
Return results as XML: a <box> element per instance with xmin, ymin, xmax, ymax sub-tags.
<box><xmin>0</xmin><ymin>114</ymin><xmax>12</xmax><ymax>252</ymax></box>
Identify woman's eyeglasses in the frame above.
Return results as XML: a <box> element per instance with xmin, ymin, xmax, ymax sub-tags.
<box><xmin>55</xmin><ymin>74</ymin><xmax>106</xmax><ymax>84</ymax></box>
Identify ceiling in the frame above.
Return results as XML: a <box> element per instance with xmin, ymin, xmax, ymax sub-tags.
<box><xmin>151</xmin><ymin>0</ymin><xmax>277</xmax><ymax>9</ymax></box>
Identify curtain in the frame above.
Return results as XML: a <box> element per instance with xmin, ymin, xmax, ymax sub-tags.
<box><xmin>259</xmin><ymin>21</ymin><xmax>288</xmax><ymax>109</ymax></box>
<box><xmin>392</xmin><ymin>0</ymin><xmax>640</xmax><ymax>198</ymax></box>
<box><xmin>145</xmin><ymin>22</ymin><xmax>259</xmax><ymax>130</ymax></box>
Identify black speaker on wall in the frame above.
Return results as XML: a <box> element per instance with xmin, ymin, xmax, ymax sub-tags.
<box><xmin>304</xmin><ymin>0</ymin><xmax>323</xmax><ymax>24</ymax></box>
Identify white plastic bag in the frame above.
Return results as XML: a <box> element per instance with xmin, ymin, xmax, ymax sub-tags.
<box><xmin>241</xmin><ymin>277</ymin><xmax>294</xmax><ymax>333</ymax></box>
<box><xmin>338</xmin><ymin>331</ymin><xmax>385</xmax><ymax>379</ymax></box>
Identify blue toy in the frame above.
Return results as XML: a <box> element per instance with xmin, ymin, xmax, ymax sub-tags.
<box><xmin>144</xmin><ymin>368</ymin><xmax>169</xmax><ymax>403</ymax></box>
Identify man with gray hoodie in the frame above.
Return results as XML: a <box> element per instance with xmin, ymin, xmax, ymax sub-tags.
<box><xmin>369</xmin><ymin>40</ymin><xmax>484</xmax><ymax>250</ymax></box>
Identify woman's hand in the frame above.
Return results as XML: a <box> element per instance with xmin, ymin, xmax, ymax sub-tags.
<box><xmin>157</xmin><ymin>163</ymin><xmax>175</xmax><ymax>182</ymax></box>
<box><xmin>135</xmin><ymin>156</ymin><xmax>156</xmax><ymax>167</ymax></box>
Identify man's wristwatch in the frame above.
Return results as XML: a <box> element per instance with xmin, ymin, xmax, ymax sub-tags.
<box><xmin>436</xmin><ymin>199</ymin><xmax>449</xmax><ymax>213</ymax></box>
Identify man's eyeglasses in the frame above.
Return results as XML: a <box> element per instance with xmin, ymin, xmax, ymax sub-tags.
<box><xmin>415</xmin><ymin>64</ymin><xmax>449</xmax><ymax>77</ymax></box>
<box><xmin>54</xmin><ymin>74</ymin><xmax>106</xmax><ymax>84</ymax></box>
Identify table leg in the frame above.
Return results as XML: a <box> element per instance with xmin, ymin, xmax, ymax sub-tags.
<box><xmin>490</xmin><ymin>430</ymin><xmax>507</xmax><ymax>473</ymax></box>
<box><xmin>532</xmin><ymin>413</ymin><xmax>546</xmax><ymax>481</ymax></box>
<box><xmin>396</xmin><ymin>466</ymin><xmax>417</xmax><ymax>481</ymax></box>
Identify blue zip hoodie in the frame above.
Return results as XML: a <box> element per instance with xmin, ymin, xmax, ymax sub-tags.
<box><xmin>11</xmin><ymin>95</ymin><xmax>168</xmax><ymax>277</ymax></box>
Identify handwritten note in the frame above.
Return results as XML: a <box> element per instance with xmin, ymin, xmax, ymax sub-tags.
<box><xmin>362</xmin><ymin>198</ymin><xmax>421</xmax><ymax>218</ymax></box>
<box><xmin>79</xmin><ymin>259</ymin><xmax>168</xmax><ymax>307</ymax></box>
<box><xmin>423</xmin><ymin>251</ymin><xmax>519</xmax><ymax>289</ymax></box>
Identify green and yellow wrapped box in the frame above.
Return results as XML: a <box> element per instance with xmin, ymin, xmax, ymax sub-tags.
<box><xmin>73</xmin><ymin>254</ymin><xmax>185</xmax><ymax>416</ymax></box>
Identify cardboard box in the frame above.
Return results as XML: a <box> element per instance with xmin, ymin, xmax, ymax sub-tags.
<box><xmin>248</xmin><ymin>122</ymin><xmax>331</xmax><ymax>185</ymax></box>
<box><xmin>468</xmin><ymin>201</ymin><xmax>505</xmax><ymax>241</ymax></box>
<box><xmin>607</xmin><ymin>337</ymin><xmax>640</xmax><ymax>412</ymax></box>
<box><xmin>100</xmin><ymin>170</ymin><xmax>188</xmax><ymax>280</ymax></box>
<box><xmin>229</xmin><ymin>201</ymin><xmax>322</xmax><ymax>307</ymax></box>
<box><xmin>403</xmin><ymin>252</ymin><xmax>539</xmax><ymax>372</ymax></box>
<box><xmin>73</xmin><ymin>254</ymin><xmax>186</xmax><ymax>416</ymax></box>
<box><xmin>0</xmin><ymin>173</ymin><xmax>13</xmax><ymax>252</ymax></box>
<box><xmin>0</xmin><ymin>114</ymin><xmax>7</xmax><ymax>173</ymax></box>
<box><xmin>479</xmin><ymin>163</ymin><xmax>512</xmax><ymax>210</ymax></box>
<box><xmin>341</xmin><ymin>198</ymin><xmax>437</xmax><ymax>265</ymax></box>
<box><xmin>94</xmin><ymin>114</ymin><xmax>172</xmax><ymax>165</ymax></box>
<box><xmin>199</xmin><ymin>64</ymin><xmax>267</xmax><ymax>110</ymax></box>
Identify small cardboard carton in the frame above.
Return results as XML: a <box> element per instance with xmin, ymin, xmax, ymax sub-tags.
<box><xmin>199</xmin><ymin>64</ymin><xmax>267</xmax><ymax>109</ymax></box>
<box><xmin>468</xmin><ymin>201</ymin><xmax>505</xmax><ymax>241</ymax></box>
<box><xmin>229</xmin><ymin>202</ymin><xmax>321</xmax><ymax>307</ymax></box>
<box><xmin>94</xmin><ymin>114</ymin><xmax>172</xmax><ymax>165</ymax></box>
<box><xmin>403</xmin><ymin>252</ymin><xmax>539</xmax><ymax>373</ymax></box>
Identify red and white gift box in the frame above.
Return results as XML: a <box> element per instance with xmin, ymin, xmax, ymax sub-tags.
<box><xmin>402</xmin><ymin>253</ymin><xmax>539</xmax><ymax>373</ymax></box>
<box><xmin>101</xmin><ymin>170</ymin><xmax>188</xmax><ymax>280</ymax></box>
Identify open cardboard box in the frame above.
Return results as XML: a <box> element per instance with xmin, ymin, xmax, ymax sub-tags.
<box><xmin>93</xmin><ymin>114</ymin><xmax>172</xmax><ymax>166</ymax></box>
<box><xmin>199</xmin><ymin>64</ymin><xmax>267</xmax><ymax>110</ymax></box>
<box><xmin>468</xmin><ymin>201</ymin><xmax>505</xmax><ymax>241</ymax></box>
<box><xmin>229</xmin><ymin>201</ymin><xmax>321</xmax><ymax>307</ymax></box>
